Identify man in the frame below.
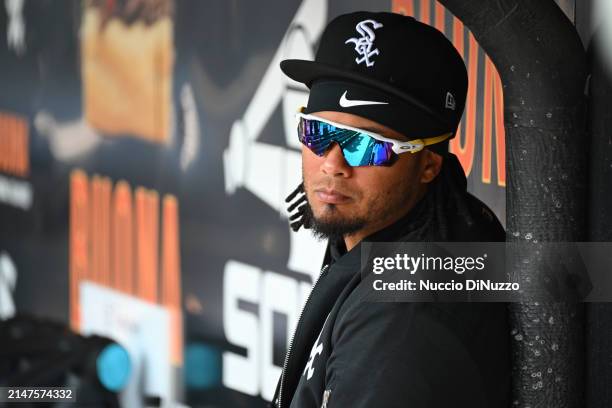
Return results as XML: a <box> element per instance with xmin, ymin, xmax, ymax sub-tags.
<box><xmin>273</xmin><ymin>11</ymin><xmax>510</xmax><ymax>408</ymax></box>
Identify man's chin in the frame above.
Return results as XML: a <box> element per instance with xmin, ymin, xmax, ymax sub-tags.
<box><xmin>302</xmin><ymin>195</ymin><xmax>365</xmax><ymax>240</ymax></box>
<box><xmin>312</xmin><ymin>206</ymin><xmax>350</xmax><ymax>226</ymax></box>
<box><xmin>313</xmin><ymin>202</ymin><xmax>340</xmax><ymax>215</ymax></box>
<box><xmin>308</xmin><ymin>212</ymin><xmax>366</xmax><ymax>241</ymax></box>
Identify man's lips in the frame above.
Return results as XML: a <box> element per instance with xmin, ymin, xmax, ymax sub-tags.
<box><xmin>314</xmin><ymin>189</ymin><xmax>351</xmax><ymax>204</ymax></box>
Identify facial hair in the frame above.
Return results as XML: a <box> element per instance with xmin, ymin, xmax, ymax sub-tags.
<box><xmin>301</xmin><ymin>193</ymin><xmax>367</xmax><ymax>242</ymax></box>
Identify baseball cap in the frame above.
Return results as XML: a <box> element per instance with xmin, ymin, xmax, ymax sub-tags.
<box><xmin>280</xmin><ymin>11</ymin><xmax>468</xmax><ymax>153</ymax></box>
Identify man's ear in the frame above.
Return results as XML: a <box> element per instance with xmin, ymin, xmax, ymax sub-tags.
<box><xmin>419</xmin><ymin>150</ymin><xmax>443</xmax><ymax>183</ymax></box>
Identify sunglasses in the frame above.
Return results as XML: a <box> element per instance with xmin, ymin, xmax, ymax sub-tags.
<box><xmin>296</xmin><ymin>112</ymin><xmax>428</xmax><ymax>167</ymax></box>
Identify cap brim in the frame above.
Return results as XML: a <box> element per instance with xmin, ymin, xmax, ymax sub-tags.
<box><xmin>280</xmin><ymin>59</ymin><xmax>451</xmax><ymax>129</ymax></box>
<box><xmin>281</xmin><ymin>59</ymin><xmax>371</xmax><ymax>89</ymax></box>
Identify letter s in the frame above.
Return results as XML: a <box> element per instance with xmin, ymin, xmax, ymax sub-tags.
<box><xmin>476</xmin><ymin>257</ymin><xmax>485</xmax><ymax>270</ymax></box>
<box><xmin>223</xmin><ymin>260</ymin><xmax>261</xmax><ymax>396</ymax></box>
<box><xmin>0</xmin><ymin>251</ymin><xmax>17</xmax><ymax>319</ymax></box>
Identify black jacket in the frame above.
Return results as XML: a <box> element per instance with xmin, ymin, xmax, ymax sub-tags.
<box><xmin>272</xmin><ymin>183</ymin><xmax>511</xmax><ymax>408</ymax></box>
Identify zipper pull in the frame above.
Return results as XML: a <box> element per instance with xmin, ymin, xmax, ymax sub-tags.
<box><xmin>321</xmin><ymin>389</ymin><xmax>331</xmax><ymax>408</ymax></box>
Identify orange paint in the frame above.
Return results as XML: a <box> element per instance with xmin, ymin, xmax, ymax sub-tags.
<box><xmin>452</xmin><ymin>16</ymin><xmax>464</xmax><ymax>56</ymax></box>
<box><xmin>69</xmin><ymin>170</ymin><xmax>90</xmax><ymax>331</ymax></box>
<box><xmin>482</xmin><ymin>57</ymin><xmax>506</xmax><ymax>186</ymax></box>
<box><xmin>91</xmin><ymin>176</ymin><xmax>112</xmax><ymax>286</ymax></box>
<box><xmin>69</xmin><ymin>170</ymin><xmax>183</xmax><ymax>366</ymax></box>
<box><xmin>112</xmin><ymin>181</ymin><xmax>134</xmax><ymax>293</ymax></box>
<box><xmin>161</xmin><ymin>195</ymin><xmax>183</xmax><ymax>365</ymax></box>
<box><xmin>0</xmin><ymin>112</ymin><xmax>29</xmax><ymax>177</ymax></box>
<box><xmin>392</xmin><ymin>0</ymin><xmax>414</xmax><ymax>17</ymax></box>
<box><xmin>493</xmin><ymin>68</ymin><xmax>507</xmax><ymax>186</ymax></box>
<box><xmin>135</xmin><ymin>187</ymin><xmax>159</xmax><ymax>303</ymax></box>
<box><xmin>91</xmin><ymin>176</ymin><xmax>111</xmax><ymax>285</ymax></box>
<box><xmin>419</xmin><ymin>0</ymin><xmax>431</xmax><ymax>24</ymax></box>
<box><xmin>434</xmin><ymin>2</ymin><xmax>445</xmax><ymax>32</ymax></box>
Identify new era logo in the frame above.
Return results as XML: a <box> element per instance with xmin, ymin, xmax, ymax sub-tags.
<box><xmin>445</xmin><ymin>92</ymin><xmax>456</xmax><ymax>110</ymax></box>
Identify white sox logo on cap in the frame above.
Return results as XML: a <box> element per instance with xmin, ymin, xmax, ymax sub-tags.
<box><xmin>345</xmin><ymin>19</ymin><xmax>383</xmax><ymax>67</ymax></box>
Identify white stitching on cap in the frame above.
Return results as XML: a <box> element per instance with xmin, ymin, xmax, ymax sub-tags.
<box><xmin>345</xmin><ymin>19</ymin><xmax>384</xmax><ymax>67</ymax></box>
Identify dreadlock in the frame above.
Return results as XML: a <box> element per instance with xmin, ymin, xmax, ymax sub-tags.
<box><xmin>285</xmin><ymin>182</ymin><xmax>310</xmax><ymax>232</ymax></box>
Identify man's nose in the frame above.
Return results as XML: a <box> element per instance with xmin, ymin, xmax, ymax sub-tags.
<box><xmin>321</xmin><ymin>142</ymin><xmax>352</xmax><ymax>177</ymax></box>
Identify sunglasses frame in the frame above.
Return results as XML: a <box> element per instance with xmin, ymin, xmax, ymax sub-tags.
<box><xmin>295</xmin><ymin>112</ymin><xmax>426</xmax><ymax>157</ymax></box>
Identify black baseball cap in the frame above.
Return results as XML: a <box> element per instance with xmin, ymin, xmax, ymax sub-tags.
<box><xmin>280</xmin><ymin>11</ymin><xmax>467</xmax><ymax>152</ymax></box>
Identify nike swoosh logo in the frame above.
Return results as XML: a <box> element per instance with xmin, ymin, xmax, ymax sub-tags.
<box><xmin>339</xmin><ymin>91</ymin><xmax>389</xmax><ymax>108</ymax></box>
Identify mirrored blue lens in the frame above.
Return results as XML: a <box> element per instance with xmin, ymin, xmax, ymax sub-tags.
<box><xmin>371</xmin><ymin>141</ymin><xmax>395</xmax><ymax>166</ymax></box>
<box><xmin>298</xmin><ymin>117</ymin><xmax>396</xmax><ymax>166</ymax></box>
